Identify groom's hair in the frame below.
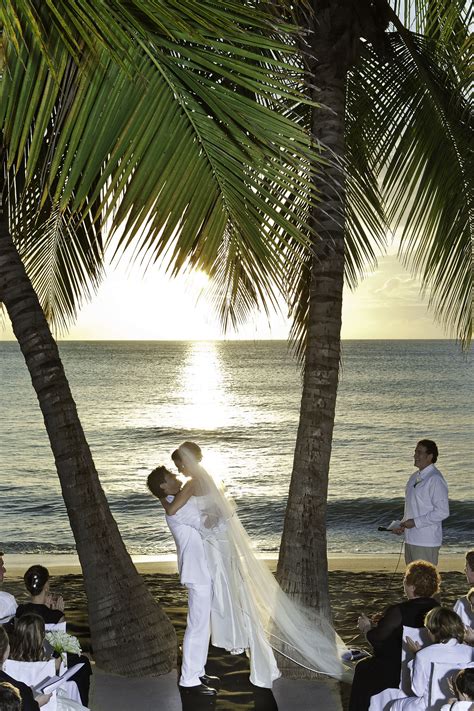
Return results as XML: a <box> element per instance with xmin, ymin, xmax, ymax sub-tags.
<box><xmin>181</xmin><ymin>441</ymin><xmax>202</xmax><ymax>461</ymax></box>
<box><xmin>147</xmin><ymin>466</ymin><xmax>173</xmax><ymax>498</ymax></box>
<box><xmin>171</xmin><ymin>449</ymin><xmax>182</xmax><ymax>465</ymax></box>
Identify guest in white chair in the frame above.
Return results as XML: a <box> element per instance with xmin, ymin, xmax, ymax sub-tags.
<box><xmin>440</xmin><ymin>667</ymin><xmax>474</xmax><ymax>711</ymax></box>
<box><xmin>16</xmin><ymin>568</ymin><xmax>91</xmax><ymax>706</ymax></box>
<box><xmin>391</xmin><ymin>607</ymin><xmax>474</xmax><ymax>710</ymax></box>
<box><xmin>0</xmin><ymin>624</ymin><xmax>50</xmax><ymax>710</ymax></box>
<box><xmin>349</xmin><ymin>561</ymin><xmax>440</xmax><ymax>711</ymax></box>
<box><xmin>454</xmin><ymin>551</ymin><xmax>474</xmax><ymax>633</ymax></box>
<box><xmin>8</xmin><ymin>614</ymin><xmax>89</xmax><ymax>711</ymax></box>
<box><xmin>0</xmin><ymin>552</ymin><xmax>17</xmax><ymax>625</ymax></box>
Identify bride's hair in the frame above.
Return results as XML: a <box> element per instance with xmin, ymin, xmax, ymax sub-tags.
<box><xmin>147</xmin><ymin>466</ymin><xmax>173</xmax><ymax>498</ymax></box>
<box><xmin>171</xmin><ymin>449</ymin><xmax>181</xmax><ymax>465</ymax></box>
<box><xmin>180</xmin><ymin>441</ymin><xmax>202</xmax><ymax>461</ymax></box>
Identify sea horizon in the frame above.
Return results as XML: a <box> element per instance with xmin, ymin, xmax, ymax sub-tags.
<box><xmin>1</xmin><ymin>339</ymin><xmax>472</xmax><ymax>558</ymax></box>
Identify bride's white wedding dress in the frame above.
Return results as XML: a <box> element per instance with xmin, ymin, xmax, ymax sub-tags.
<box><xmin>202</xmin><ymin>510</ymin><xmax>281</xmax><ymax>687</ymax></box>
<box><xmin>178</xmin><ymin>447</ymin><xmax>350</xmax><ymax>688</ymax></box>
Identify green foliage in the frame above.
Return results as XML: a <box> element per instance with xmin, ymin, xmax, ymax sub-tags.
<box><xmin>288</xmin><ymin>0</ymin><xmax>472</xmax><ymax>353</ymax></box>
<box><xmin>1</xmin><ymin>1</ymin><xmax>319</xmax><ymax>331</ymax></box>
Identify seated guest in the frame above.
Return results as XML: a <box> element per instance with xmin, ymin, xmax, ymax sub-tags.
<box><xmin>454</xmin><ymin>587</ymin><xmax>474</xmax><ymax>629</ymax></box>
<box><xmin>16</xmin><ymin>566</ymin><xmax>64</xmax><ymax>623</ymax></box>
<box><xmin>0</xmin><ymin>624</ymin><xmax>49</xmax><ymax>710</ymax></box>
<box><xmin>440</xmin><ymin>667</ymin><xmax>474</xmax><ymax>711</ymax></box>
<box><xmin>390</xmin><ymin>607</ymin><xmax>474</xmax><ymax>710</ymax></box>
<box><xmin>454</xmin><ymin>551</ymin><xmax>474</xmax><ymax>630</ymax></box>
<box><xmin>349</xmin><ymin>560</ymin><xmax>440</xmax><ymax>711</ymax></box>
<box><xmin>16</xmin><ymin>567</ymin><xmax>91</xmax><ymax>707</ymax></box>
<box><xmin>0</xmin><ymin>682</ymin><xmax>22</xmax><ymax>711</ymax></box>
<box><xmin>8</xmin><ymin>614</ymin><xmax>89</xmax><ymax>711</ymax></box>
<box><xmin>0</xmin><ymin>552</ymin><xmax>17</xmax><ymax>624</ymax></box>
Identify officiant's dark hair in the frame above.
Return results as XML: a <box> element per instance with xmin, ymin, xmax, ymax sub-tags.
<box><xmin>147</xmin><ymin>466</ymin><xmax>173</xmax><ymax>498</ymax></box>
<box><xmin>171</xmin><ymin>449</ymin><xmax>181</xmax><ymax>465</ymax></box>
<box><xmin>417</xmin><ymin>439</ymin><xmax>438</xmax><ymax>463</ymax></box>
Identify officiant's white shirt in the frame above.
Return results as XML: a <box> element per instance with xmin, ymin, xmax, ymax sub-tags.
<box><xmin>165</xmin><ymin>495</ymin><xmax>211</xmax><ymax>586</ymax></box>
<box><xmin>404</xmin><ymin>463</ymin><xmax>449</xmax><ymax>546</ymax></box>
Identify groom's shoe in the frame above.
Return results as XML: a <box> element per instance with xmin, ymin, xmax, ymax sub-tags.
<box><xmin>179</xmin><ymin>683</ymin><xmax>217</xmax><ymax>696</ymax></box>
<box><xmin>200</xmin><ymin>674</ymin><xmax>221</xmax><ymax>689</ymax></box>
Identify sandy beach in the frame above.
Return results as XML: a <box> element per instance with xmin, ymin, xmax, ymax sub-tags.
<box><xmin>2</xmin><ymin>553</ymin><xmax>468</xmax><ymax>710</ymax></box>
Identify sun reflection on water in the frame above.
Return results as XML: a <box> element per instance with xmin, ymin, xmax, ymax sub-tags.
<box><xmin>177</xmin><ymin>341</ymin><xmax>233</xmax><ymax>431</ymax></box>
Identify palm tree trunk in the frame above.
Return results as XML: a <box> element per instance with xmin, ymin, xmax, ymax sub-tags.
<box><xmin>0</xmin><ymin>210</ymin><xmax>177</xmax><ymax>676</ymax></box>
<box><xmin>277</xmin><ymin>0</ymin><xmax>349</xmax><ymax>637</ymax></box>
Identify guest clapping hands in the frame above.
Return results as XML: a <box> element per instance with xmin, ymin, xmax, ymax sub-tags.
<box><xmin>349</xmin><ymin>561</ymin><xmax>440</xmax><ymax>711</ymax></box>
<box><xmin>16</xmin><ymin>566</ymin><xmax>64</xmax><ymax>624</ymax></box>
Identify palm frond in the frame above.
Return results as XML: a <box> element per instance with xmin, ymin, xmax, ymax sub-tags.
<box><xmin>6</xmin><ymin>164</ymin><xmax>103</xmax><ymax>332</ymax></box>
<box><xmin>2</xmin><ymin>1</ymin><xmax>324</xmax><ymax>330</ymax></box>
<box><xmin>362</xmin><ymin>29</ymin><xmax>472</xmax><ymax>345</ymax></box>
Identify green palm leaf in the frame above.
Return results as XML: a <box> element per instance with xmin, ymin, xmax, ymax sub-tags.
<box><xmin>2</xmin><ymin>1</ymin><xmax>322</xmax><ymax>329</ymax></box>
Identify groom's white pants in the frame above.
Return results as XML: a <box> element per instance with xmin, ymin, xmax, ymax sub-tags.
<box><xmin>179</xmin><ymin>582</ymin><xmax>212</xmax><ymax>687</ymax></box>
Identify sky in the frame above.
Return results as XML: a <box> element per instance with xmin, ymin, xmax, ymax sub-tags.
<box><xmin>1</xmin><ymin>242</ymin><xmax>448</xmax><ymax>341</ymax></box>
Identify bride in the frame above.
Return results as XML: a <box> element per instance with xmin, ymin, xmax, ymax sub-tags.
<box><xmin>162</xmin><ymin>442</ymin><xmax>350</xmax><ymax>688</ymax></box>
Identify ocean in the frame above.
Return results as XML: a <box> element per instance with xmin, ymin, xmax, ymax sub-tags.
<box><xmin>0</xmin><ymin>340</ymin><xmax>472</xmax><ymax>558</ymax></box>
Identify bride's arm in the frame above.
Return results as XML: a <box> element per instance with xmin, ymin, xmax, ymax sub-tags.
<box><xmin>161</xmin><ymin>480</ymin><xmax>195</xmax><ymax>515</ymax></box>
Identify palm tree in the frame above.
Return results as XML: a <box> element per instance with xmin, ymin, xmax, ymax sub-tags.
<box><xmin>1</xmin><ymin>1</ymin><xmax>322</xmax><ymax>674</ymax></box>
<box><xmin>276</xmin><ymin>0</ymin><xmax>472</xmax><ymax>632</ymax></box>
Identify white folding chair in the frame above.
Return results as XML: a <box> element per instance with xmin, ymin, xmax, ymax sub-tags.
<box><xmin>369</xmin><ymin>687</ymin><xmax>407</xmax><ymax>711</ymax></box>
<box><xmin>45</xmin><ymin>622</ymin><xmax>67</xmax><ymax>632</ymax></box>
<box><xmin>4</xmin><ymin>658</ymin><xmax>58</xmax><ymax>710</ymax></box>
<box><xmin>428</xmin><ymin>661</ymin><xmax>474</xmax><ymax>711</ymax></box>
<box><xmin>368</xmin><ymin>626</ymin><xmax>432</xmax><ymax>711</ymax></box>
<box><xmin>400</xmin><ymin>626</ymin><xmax>432</xmax><ymax>694</ymax></box>
<box><xmin>4</xmin><ymin>657</ymin><xmax>83</xmax><ymax>708</ymax></box>
<box><xmin>454</xmin><ymin>598</ymin><xmax>474</xmax><ymax>628</ymax></box>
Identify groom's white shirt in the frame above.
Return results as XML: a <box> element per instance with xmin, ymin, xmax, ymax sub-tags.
<box><xmin>165</xmin><ymin>495</ymin><xmax>211</xmax><ymax>585</ymax></box>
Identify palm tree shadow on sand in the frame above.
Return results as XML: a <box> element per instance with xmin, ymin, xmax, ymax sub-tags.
<box><xmin>179</xmin><ymin>644</ymin><xmax>278</xmax><ymax>711</ymax></box>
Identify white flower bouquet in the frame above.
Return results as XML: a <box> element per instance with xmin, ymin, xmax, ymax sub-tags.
<box><xmin>45</xmin><ymin>630</ymin><xmax>82</xmax><ymax>655</ymax></box>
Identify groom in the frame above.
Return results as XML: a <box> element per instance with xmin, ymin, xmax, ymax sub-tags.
<box><xmin>147</xmin><ymin>464</ymin><xmax>218</xmax><ymax>696</ymax></box>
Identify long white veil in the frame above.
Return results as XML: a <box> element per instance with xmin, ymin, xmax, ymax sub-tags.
<box><xmin>179</xmin><ymin>446</ymin><xmax>351</xmax><ymax>681</ymax></box>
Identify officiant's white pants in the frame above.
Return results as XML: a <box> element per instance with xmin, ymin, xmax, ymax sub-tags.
<box><xmin>179</xmin><ymin>582</ymin><xmax>212</xmax><ymax>687</ymax></box>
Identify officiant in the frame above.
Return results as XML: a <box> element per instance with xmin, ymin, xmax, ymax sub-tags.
<box><xmin>392</xmin><ymin>439</ymin><xmax>449</xmax><ymax>565</ymax></box>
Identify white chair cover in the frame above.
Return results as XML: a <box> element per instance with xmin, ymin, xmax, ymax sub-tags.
<box><xmin>369</xmin><ymin>687</ymin><xmax>407</xmax><ymax>711</ymax></box>
<box><xmin>400</xmin><ymin>626</ymin><xmax>432</xmax><ymax>694</ymax></box>
<box><xmin>368</xmin><ymin>626</ymin><xmax>432</xmax><ymax>711</ymax></box>
<box><xmin>429</xmin><ymin>661</ymin><xmax>474</xmax><ymax>711</ymax></box>
<box><xmin>453</xmin><ymin>598</ymin><xmax>474</xmax><ymax>628</ymax></box>
<box><xmin>4</xmin><ymin>658</ymin><xmax>84</xmax><ymax>708</ymax></box>
<box><xmin>45</xmin><ymin>622</ymin><xmax>67</xmax><ymax>632</ymax></box>
<box><xmin>4</xmin><ymin>658</ymin><xmax>58</xmax><ymax>710</ymax></box>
